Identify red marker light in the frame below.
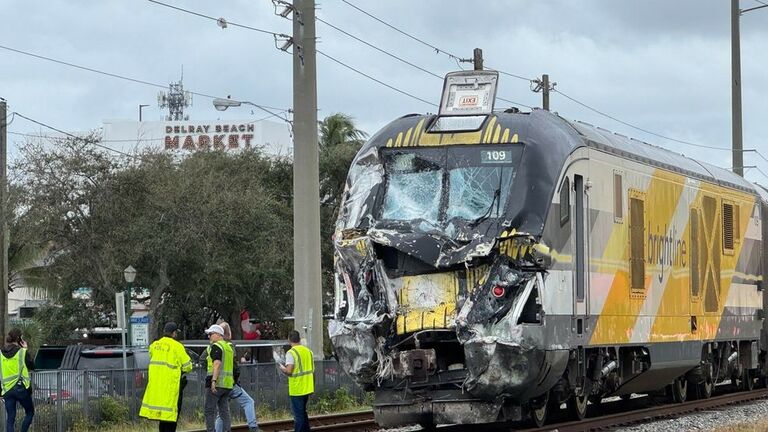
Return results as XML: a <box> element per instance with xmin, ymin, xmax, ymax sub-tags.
<box><xmin>492</xmin><ymin>286</ymin><xmax>505</xmax><ymax>298</ymax></box>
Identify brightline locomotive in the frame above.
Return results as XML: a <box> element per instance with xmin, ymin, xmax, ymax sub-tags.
<box><xmin>329</xmin><ymin>71</ymin><xmax>767</xmax><ymax>428</ymax></box>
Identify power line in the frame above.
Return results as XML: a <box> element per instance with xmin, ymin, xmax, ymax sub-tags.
<box><xmin>145</xmin><ymin>0</ymin><xmax>442</xmax><ymax>112</ymax></box>
<box><xmin>745</xmin><ymin>165</ymin><xmax>768</xmax><ymax>182</ymax></box>
<box><xmin>340</xmin><ymin>0</ymin><xmax>464</xmax><ymax>63</ymax></box>
<box><xmin>147</xmin><ymin>0</ymin><xmax>285</xmax><ymax>36</ymax></box>
<box><xmin>0</xmin><ymin>44</ymin><xmax>290</xmax><ymax>116</ymax></box>
<box><xmin>316</xmin><ymin>50</ymin><xmax>437</xmax><ymax>107</ymax></box>
<box><xmin>745</xmin><ymin>149</ymin><xmax>768</xmax><ymax>166</ymax></box>
<box><xmin>554</xmin><ymin>88</ymin><xmax>734</xmax><ymax>151</ymax></box>
<box><xmin>316</xmin><ymin>17</ymin><xmax>442</xmax><ymax>80</ymax></box>
<box><xmin>315</xmin><ymin>17</ymin><xmax>532</xmax><ymax>109</ymax></box>
<box><xmin>339</xmin><ymin>0</ymin><xmax>535</xmax><ymax>84</ymax></box>
<box><xmin>12</xmin><ymin>112</ymin><xmax>146</xmax><ymax>161</ymax></box>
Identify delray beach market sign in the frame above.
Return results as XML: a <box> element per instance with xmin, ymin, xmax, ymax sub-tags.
<box><xmin>102</xmin><ymin>119</ymin><xmax>292</xmax><ymax>156</ymax></box>
<box><xmin>164</xmin><ymin>123</ymin><xmax>256</xmax><ymax>150</ymax></box>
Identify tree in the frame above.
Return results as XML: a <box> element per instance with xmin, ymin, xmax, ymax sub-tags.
<box><xmin>12</xmin><ymin>137</ymin><xmax>294</xmax><ymax>342</ymax></box>
<box><xmin>9</xmin><ymin>112</ymin><xmax>365</xmax><ymax>345</ymax></box>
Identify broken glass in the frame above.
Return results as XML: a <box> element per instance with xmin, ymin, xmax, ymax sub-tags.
<box><xmin>380</xmin><ymin>153</ymin><xmax>442</xmax><ymax>224</ymax></box>
<box><xmin>447</xmin><ymin>166</ymin><xmax>512</xmax><ymax>221</ymax></box>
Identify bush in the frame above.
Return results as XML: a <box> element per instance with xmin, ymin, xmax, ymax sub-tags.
<box><xmin>95</xmin><ymin>396</ymin><xmax>130</xmax><ymax>424</ymax></box>
<box><xmin>310</xmin><ymin>388</ymin><xmax>363</xmax><ymax>415</ymax></box>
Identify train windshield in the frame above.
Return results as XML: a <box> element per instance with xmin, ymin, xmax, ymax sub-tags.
<box><xmin>380</xmin><ymin>145</ymin><xmax>520</xmax><ymax>231</ymax></box>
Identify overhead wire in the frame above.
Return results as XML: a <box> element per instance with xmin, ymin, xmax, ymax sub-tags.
<box><xmin>316</xmin><ymin>17</ymin><xmax>441</xmax><ymax>80</ymax></box>
<box><xmin>340</xmin><ymin>0</ymin><xmax>464</xmax><ymax>63</ymax></box>
<box><xmin>315</xmin><ymin>17</ymin><xmax>533</xmax><ymax>109</ymax></box>
<box><xmin>12</xmin><ymin>112</ymin><xmax>147</xmax><ymax>161</ymax></box>
<box><xmin>0</xmin><ymin>44</ymin><xmax>290</xmax><ymax>120</ymax></box>
<box><xmin>315</xmin><ymin>50</ymin><xmax>437</xmax><ymax>107</ymax></box>
<box><xmin>338</xmin><ymin>0</ymin><xmax>768</xmax><ymax>160</ymax></box>
<box><xmin>554</xmin><ymin>89</ymin><xmax>733</xmax><ymax>151</ymax></box>
<box><xmin>147</xmin><ymin>0</ymin><xmax>285</xmax><ymax>36</ymax></box>
<box><xmin>148</xmin><ymin>1</ymin><xmax>438</xmax><ymax>111</ymax></box>
<box><xmin>339</xmin><ymin>1</ymin><xmax>536</xmax><ymax>83</ymax></box>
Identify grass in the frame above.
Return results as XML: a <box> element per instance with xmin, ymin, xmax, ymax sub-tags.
<box><xmin>62</xmin><ymin>388</ymin><xmax>373</xmax><ymax>431</ymax></box>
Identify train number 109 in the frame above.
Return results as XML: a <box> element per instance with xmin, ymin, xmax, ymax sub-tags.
<box><xmin>482</xmin><ymin>150</ymin><xmax>510</xmax><ymax>163</ymax></box>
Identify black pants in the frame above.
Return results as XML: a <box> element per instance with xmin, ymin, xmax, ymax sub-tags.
<box><xmin>159</xmin><ymin>378</ymin><xmax>186</xmax><ymax>432</ymax></box>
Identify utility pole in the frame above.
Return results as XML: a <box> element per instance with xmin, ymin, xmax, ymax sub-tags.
<box><xmin>292</xmin><ymin>0</ymin><xmax>323</xmax><ymax>356</ymax></box>
<box><xmin>0</xmin><ymin>99</ymin><xmax>8</xmax><ymax>340</ymax></box>
<box><xmin>533</xmin><ymin>74</ymin><xmax>556</xmax><ymax>111</ymax></box>
<box><xmin>473</xmin><ymin>48</ymin><xmax>483</xmax><ymax>70</ymax></box>
<box><xmin>542</xmin><ymin>74</ymin><xmax>551</xmax><ymax>111</ymax></box>
<box><xmin>731</xmin><ymin>0</ymin><xmax>744</xmax><ymax>177</ymax></box>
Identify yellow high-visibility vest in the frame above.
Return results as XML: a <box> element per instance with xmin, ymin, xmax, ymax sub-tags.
<box><xmin>140</xmin><ymin>337</ymin><xmax>193</xmax><ymax>422</ymax></box>
<box><xmin>287</xmin><ymin>345</ymin><xmax>314</xmax><ymax>396</ymax></box>
<box><xmin>0</xmin><ymin>348</ymin><xmax>30</xmax><ymax>393</ymax></box>
<box><xmin>206</xmin><ymin>341</ymin><xmax>234</xmax><ymax>389</ymax></box>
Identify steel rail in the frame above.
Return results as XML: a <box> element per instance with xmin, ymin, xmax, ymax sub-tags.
<box><xmin>187</xmin><ymin>410</ymin><xmax>376</xmax><ymax>432</ymax></box>
<box><xmin>431</xmin><ymin>389</ymin><xmax>768</xmax><ymax>432</ymax></box>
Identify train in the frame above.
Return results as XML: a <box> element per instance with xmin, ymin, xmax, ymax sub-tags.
<box><xmin>328</xmin><ymin>70</ymin><xmax>767</xmax><ymax>428</ymax></box>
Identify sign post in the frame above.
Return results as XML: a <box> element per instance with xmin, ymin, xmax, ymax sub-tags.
<box><xmin>115</xmin><ymin>292</ymin><xmax>128</xmax><ymax>395</ymax></box>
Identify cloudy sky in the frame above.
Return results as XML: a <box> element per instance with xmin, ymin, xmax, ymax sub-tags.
<box><xmin>2</xmin><ymin>0</ymin><xmax>767</xmax><ymax>184</ymax></box>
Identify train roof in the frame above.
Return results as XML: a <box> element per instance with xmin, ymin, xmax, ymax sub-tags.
<box><xmin>565</xmin><ymin>119</ymin><xmax>756</xmax><ymax>193</ymax></box>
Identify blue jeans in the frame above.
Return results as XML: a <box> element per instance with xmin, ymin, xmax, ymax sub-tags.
<box><xmin>215</xmin><ymin>384</ymin><xmax>259</xmax><ymax>431</ymax></box>
<box><xmin>4</xmin><ymin>384</ymin><xmax>34</xmax><ymax>432</ymax></box>
<box><xmin>290</xmin><ymin>394</ymin><xmax>310</xmax><ymax>432</ymax></box>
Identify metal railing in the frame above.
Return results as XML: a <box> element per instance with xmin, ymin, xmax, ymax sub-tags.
<box><xmin>2</xmin><ymin>361</ymin><xmax>364</xmax><ymax>432</ymax></box>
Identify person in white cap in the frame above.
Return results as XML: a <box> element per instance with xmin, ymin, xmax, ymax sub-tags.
<box><xmin>203</xmin><ymin>324</ymin><xmax>234</xmax><ymax>432</ymax></box>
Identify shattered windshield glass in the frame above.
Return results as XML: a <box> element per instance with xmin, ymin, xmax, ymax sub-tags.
<box><xmin>447</xmin><ymin>166</ymin><xmax>512</xmax><ymax>220</ymax></box>
<box><xmin>381</xmin><ymin>153</ymin><xmax>442</xmax><ymax>223</ymax></box>
<box><xmin>379</xmin><ymin>145</ymin><xmax>520</xmax><ymax>229</ymax></box>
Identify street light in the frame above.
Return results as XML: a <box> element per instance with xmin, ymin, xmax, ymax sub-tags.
<box><xmin>138</xmin><ymin>104</ymin><xmax>150</xmax><ymax>122</ymax></box>
<box><xmin>213</xmin><ymin>97</ymin><xmax>247</xmax><ymax>111</ymax></box>
<box><xmin>123</xmin><ymin>266</ymin><xmax>136</xmax><ymax>347</ymax></box>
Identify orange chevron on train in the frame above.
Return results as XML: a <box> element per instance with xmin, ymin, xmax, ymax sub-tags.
<box><xmin>329</xmin><ymin>70</ymin><xmax>766</xmax><ymax>428</ymax></box>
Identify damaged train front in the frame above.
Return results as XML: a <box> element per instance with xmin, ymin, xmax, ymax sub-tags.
<box><xmin>328</xmin><ymin>136</ymin><xmax>564</xmax><ymax>427</ymax></box>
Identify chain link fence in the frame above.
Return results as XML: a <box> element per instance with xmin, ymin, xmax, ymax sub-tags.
<box><xmin>3</xmin><ymin>361</ymin><xmax>364</xmax><ymax>432</ymax></box>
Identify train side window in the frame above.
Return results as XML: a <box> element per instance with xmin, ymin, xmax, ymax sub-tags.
<box><xmin>690</xmin><ymin>208</ymin><xmax>701</xmax><ymax>298</ymax></box>
<box><xmin>613</xmin><ymin>171</ymin><xmax>623</xmax><ymax>223</ymax></box>
<box><xmin>560</xmin><ymin>177</ymin><xmax>570</xmax><ymax>226</ymax></box>
<box><xmin>629</xmin><ymin>191</ymin><xmax>646</xmax><ymax>295</ymax></box>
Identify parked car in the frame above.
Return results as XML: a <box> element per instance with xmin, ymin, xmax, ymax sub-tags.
<box><xmin>32</xmin><ymin>370</ymin><xmax>110</xmax><ymax>404</ymax></box>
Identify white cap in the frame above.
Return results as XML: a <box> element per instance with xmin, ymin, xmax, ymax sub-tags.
<box><xmin>204</xmin><ymin>324</ymin><xmax>225</xmax><ymax>336</ymax></box>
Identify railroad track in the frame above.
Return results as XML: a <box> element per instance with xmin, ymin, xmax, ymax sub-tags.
<box><xmin>530</xmin><ymin>388</ymin><xmax>768</xmax><ymax>432</ymax></box>
<box><xmin>437</xmin><ymin>388</ymin><xmax>768</xmax><ymax>431</ymax></box>
<box><xmin>192</xmin><ymin>389</ymin><xmax>768</xmax><ymax>431</ymax></box>
<box><xmin>187</xmin><ymin>410</ymin><xmax>377</xmax><ymax>432</ymax></box>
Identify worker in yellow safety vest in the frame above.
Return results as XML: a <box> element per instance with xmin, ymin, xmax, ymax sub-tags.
<box><xmin>279</xmin><ymin>330</ymin><xmax>314</xmax><ymax>432</ymax></box>
<box><xmin>1</xmin><ymin>328</ymin><xmax>36</xmax><ymax>432</ymax></box>
<box><xmin>140</xmin><ymin>322</ymin><xmax>193</xmax><ymax>432</ymax></box>
<box><xmin>203</xmin><ymin>324</ymin><xmax>234</xmax><ymax>432</ymax></box>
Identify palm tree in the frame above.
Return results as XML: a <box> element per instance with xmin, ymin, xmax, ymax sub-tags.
<box><xmin>318</xmin><ymin>113</ymin><xmax>367</xmax><ymax>208</ymax></box>
<box><xmin>8</xmin><ymin>241</ymin><xmax>55</xmax><ymax>295</ymax></box>
<box><xmin>319</xmin><ymin>113</ymin><xmax>367</xmax><ymax>150</ymax></box>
